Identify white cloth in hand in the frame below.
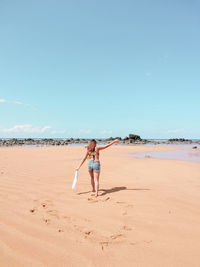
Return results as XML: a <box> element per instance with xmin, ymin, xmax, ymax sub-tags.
<box><xmin>72</xmin><ymin>170</ymin><xmax>79</xmax><ymax>190</ymax></box>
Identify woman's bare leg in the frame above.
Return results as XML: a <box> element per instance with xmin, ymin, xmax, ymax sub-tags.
<box><xmin>88</xmin><ymin>170</ymin><xmax>95</xmax><ymax>192</ymax></box>
<box><xmin>94</xmin><ymin>171</ymin><xmax>100</xmax><ymax>197</ymax></box>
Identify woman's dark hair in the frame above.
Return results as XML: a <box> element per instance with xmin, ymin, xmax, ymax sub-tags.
<box><xmin>86</xmin><ymin>139</ymin><xmax>97</xmax><ymax>152</ymax></box>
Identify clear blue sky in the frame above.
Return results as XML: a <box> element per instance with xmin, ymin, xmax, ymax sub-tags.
<box><xmin>0</xmin><ymin>0</ymin><xmax>199</xmax><ymax>139</ymax></box>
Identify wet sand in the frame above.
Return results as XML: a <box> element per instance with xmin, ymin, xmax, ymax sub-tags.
<box><xmin>0</xmin><ymin>145</ymin><xmax>200</xmax><ymax>267</ymax></box>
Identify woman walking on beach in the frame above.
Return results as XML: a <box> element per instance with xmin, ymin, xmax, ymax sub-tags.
<box><xmin>76</xmin><ymin>139</ymin><xmax>119</xmax><ymax>197</ymax></box>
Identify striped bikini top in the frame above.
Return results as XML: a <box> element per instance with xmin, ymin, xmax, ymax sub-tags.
<box><xmin>87</xmin><ymin>149</ymin><xmax>99</xmax><ymax>160</ymax></box>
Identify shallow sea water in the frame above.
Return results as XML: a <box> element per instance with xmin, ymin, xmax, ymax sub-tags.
<box><xmin>132</xmin><ymin>148</ymin><xmax>200</xmax><ymax>162</ymax></box>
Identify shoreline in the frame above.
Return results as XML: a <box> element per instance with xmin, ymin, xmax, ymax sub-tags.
<box><xmin>1</xmin><ymin>144</ymin><xmax>200</xmax><ymax>163</ymax></box>
<box><xmin>0</xmin><ymin>138</ymin><xmax>200</xmax><ymax>147</ymax></box>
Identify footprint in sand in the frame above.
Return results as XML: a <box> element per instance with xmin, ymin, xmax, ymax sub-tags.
<box><xmin>122</xmin><ymin>225</ymin><xmax>132</xmax><ymax>231</ymax></box>
<box><xmin>116</xmin><ymin>201</ymin><xmax>125</xmax><ymax>204</ymax></box>
<box><xmin>110</xmin><ymin>233</ymin><xmax>124</xmax><ymax>240</ymax></box>
<box><xmin>73</xmin><ymin>224</ymin><xmax>93</xmax><ymax>238</ymax></box>
<box><xmin>47</xmin><ymin>209</ymin><xmax>59</xmax><ymax>219</ymax></box>
<box><xmin>33</xmin><ymin>199</ymin><xmax>53</xmax><ymax>210</ymax></box>
<box><xmin>144</xmin><ymin>240</ymin><xmax>152</xmax><ymax>244</ymax></box>
<box><xmin>73</xmin><ymin>224</ymin><xmax>84</xmax><ymax>232</ymax></box>
<box><xmin>88</xmin><ymin>197</ymin><xmax>110</xmax><ymax>203</ymax></box>
<box><xmin>101</xmin><ymin>197</ymin><xmax>110</xmax><ymax>202</ymax></box>
<box><xmin>130</xmin><ymin>242</ymin><xmax>138</xmax><ymax>246</ymax></box>
<box><xmin>126</xmin><ymin>204</ymin><xmax>134</xmax><ymax>208</ymax></box>
<box><xmin>87</xmin><ymin>197</ymin><xmax>98</xmax><ymax>203</ymax></box>
<box><xmin>43</xmin><ymin>218</ymin><xmax>51</xmax><ymax>225</ymax></box>
<box><xmin>130</xmin><ymin>240</ymin><xmax>152</xmax><ymax>246</ymax></box>
<box><xmin>29</xmin><ymin>208</ymin><xmax>37</xmax><ymax>213</ymax></box>
<box><xmin>100</xmin><ymin>241</ymin><xmax>109</xmax><ymax>250</ymax></box>
<box><xmin>84</xmin><ymin>230</ymin><xmax>92</xmax><ymax>235</ymax></box>
<box><xmin>41</xmin><ymin>200</ymin><xmax>53</xmax><ymax>208</ymax></box>
<box><xmin>84</xmin><ymin>230</ymin><xmax>93</xmax><ymax>238</ymax></box>
<box><xmin>62</xmin><ymin>215</ymin><xmax>70</xmax><ymax>220</ymax></box>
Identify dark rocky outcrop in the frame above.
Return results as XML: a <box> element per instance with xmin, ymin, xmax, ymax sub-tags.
<box><xmin>168</xmin><ymin>138</ymin><xmax>192</xmax><ymax>144</ymax></box>
<box><xmin>0</xmin><ymin>134</ymin><xmax>198</xmax><ymax>147</ymax></box>
<box><xmin>128</xmin><ymin>134</ymin><xmax>142</xmax><ymax>141</ymax></box>
<box><xmin>168</xmin><ymin>138</ymin><xmax>190</xmax><ymax>142</ymax></box>
<box><xmin>0</xmin><ymin>139</ymin><xmax>69</xmax><ymax>147</ymax></box>
<box><xmin>121</xmin><ymin>134</ymin><xmax>149</xmax><ymax>145</ymax></box>
<box><xmin>105</xmin><ymin>137</ymin><xmax>122</xmax><ymax>141</ymax></box>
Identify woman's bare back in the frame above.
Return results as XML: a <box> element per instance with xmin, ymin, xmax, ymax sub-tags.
<box><xmin>88</xmin><ymin>147</ymin><xmax>100</xmax><ymax>161</ymax></box>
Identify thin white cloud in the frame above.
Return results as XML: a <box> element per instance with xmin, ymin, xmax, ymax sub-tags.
<box><xmin>51</xmin><ymin>130</ymin><xmax>68</xmax><ymax>134</ymax></box>
<box><xmin>40</xmin><ymin>126</ymin><xmax>52</xmax><ymax>133</ymax></box>
<box><xmin>99</xmin><ymin>130</ymin><xmax>112</xmax><ymax>135</ymax></box>
<box><xmin>0</xmin><ymin>98</ymin><xmax>31</xmax><ymax>107</ymax></box>
<box><xmin>0</xmin><ymin>124</ymin><xmax>51</xmax><ymax>134</ymax></box>
<box><xmin>166</xmin><ymin>128</ymin><xmax>184</xmax><ymax>134</ymax></box>
<box><xmin>79</xmin><ymin>129</ymin><xmax>92</xmax><ymax>134</ymax></box>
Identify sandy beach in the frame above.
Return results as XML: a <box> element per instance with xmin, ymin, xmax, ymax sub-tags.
<box><xmin>0</xmin><ymin>145</ymin><xmax>200</xmax><ymax>267</ymax></box>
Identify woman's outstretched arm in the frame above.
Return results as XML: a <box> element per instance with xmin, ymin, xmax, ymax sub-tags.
<box><xmin>97</xmin><ymin>139</ymin><xmax>119</xmax><ymax>151</ymax></box>
<box><xmin>76</xmin><ymin>151</ymin><xmax>89</xmax><ymax>170</ymax></box>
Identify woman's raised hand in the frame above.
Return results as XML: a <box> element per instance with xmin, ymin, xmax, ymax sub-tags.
<box><xmin>114</xmin><ymin>139</ymin><xmax>120</xmax><ymax>143</ymax></box>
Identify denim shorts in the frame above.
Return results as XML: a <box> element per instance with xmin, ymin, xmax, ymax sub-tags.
<box><xmin>88</xmin><ymin>160</ymin><xmax>101</xmax><ymax>172</ymax></box>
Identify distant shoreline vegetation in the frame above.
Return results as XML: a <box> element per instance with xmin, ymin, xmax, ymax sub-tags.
<box><xmin>0</xmin><ymin>134</ymin><xmax>199</xmax><ymax>147</ymax></box>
